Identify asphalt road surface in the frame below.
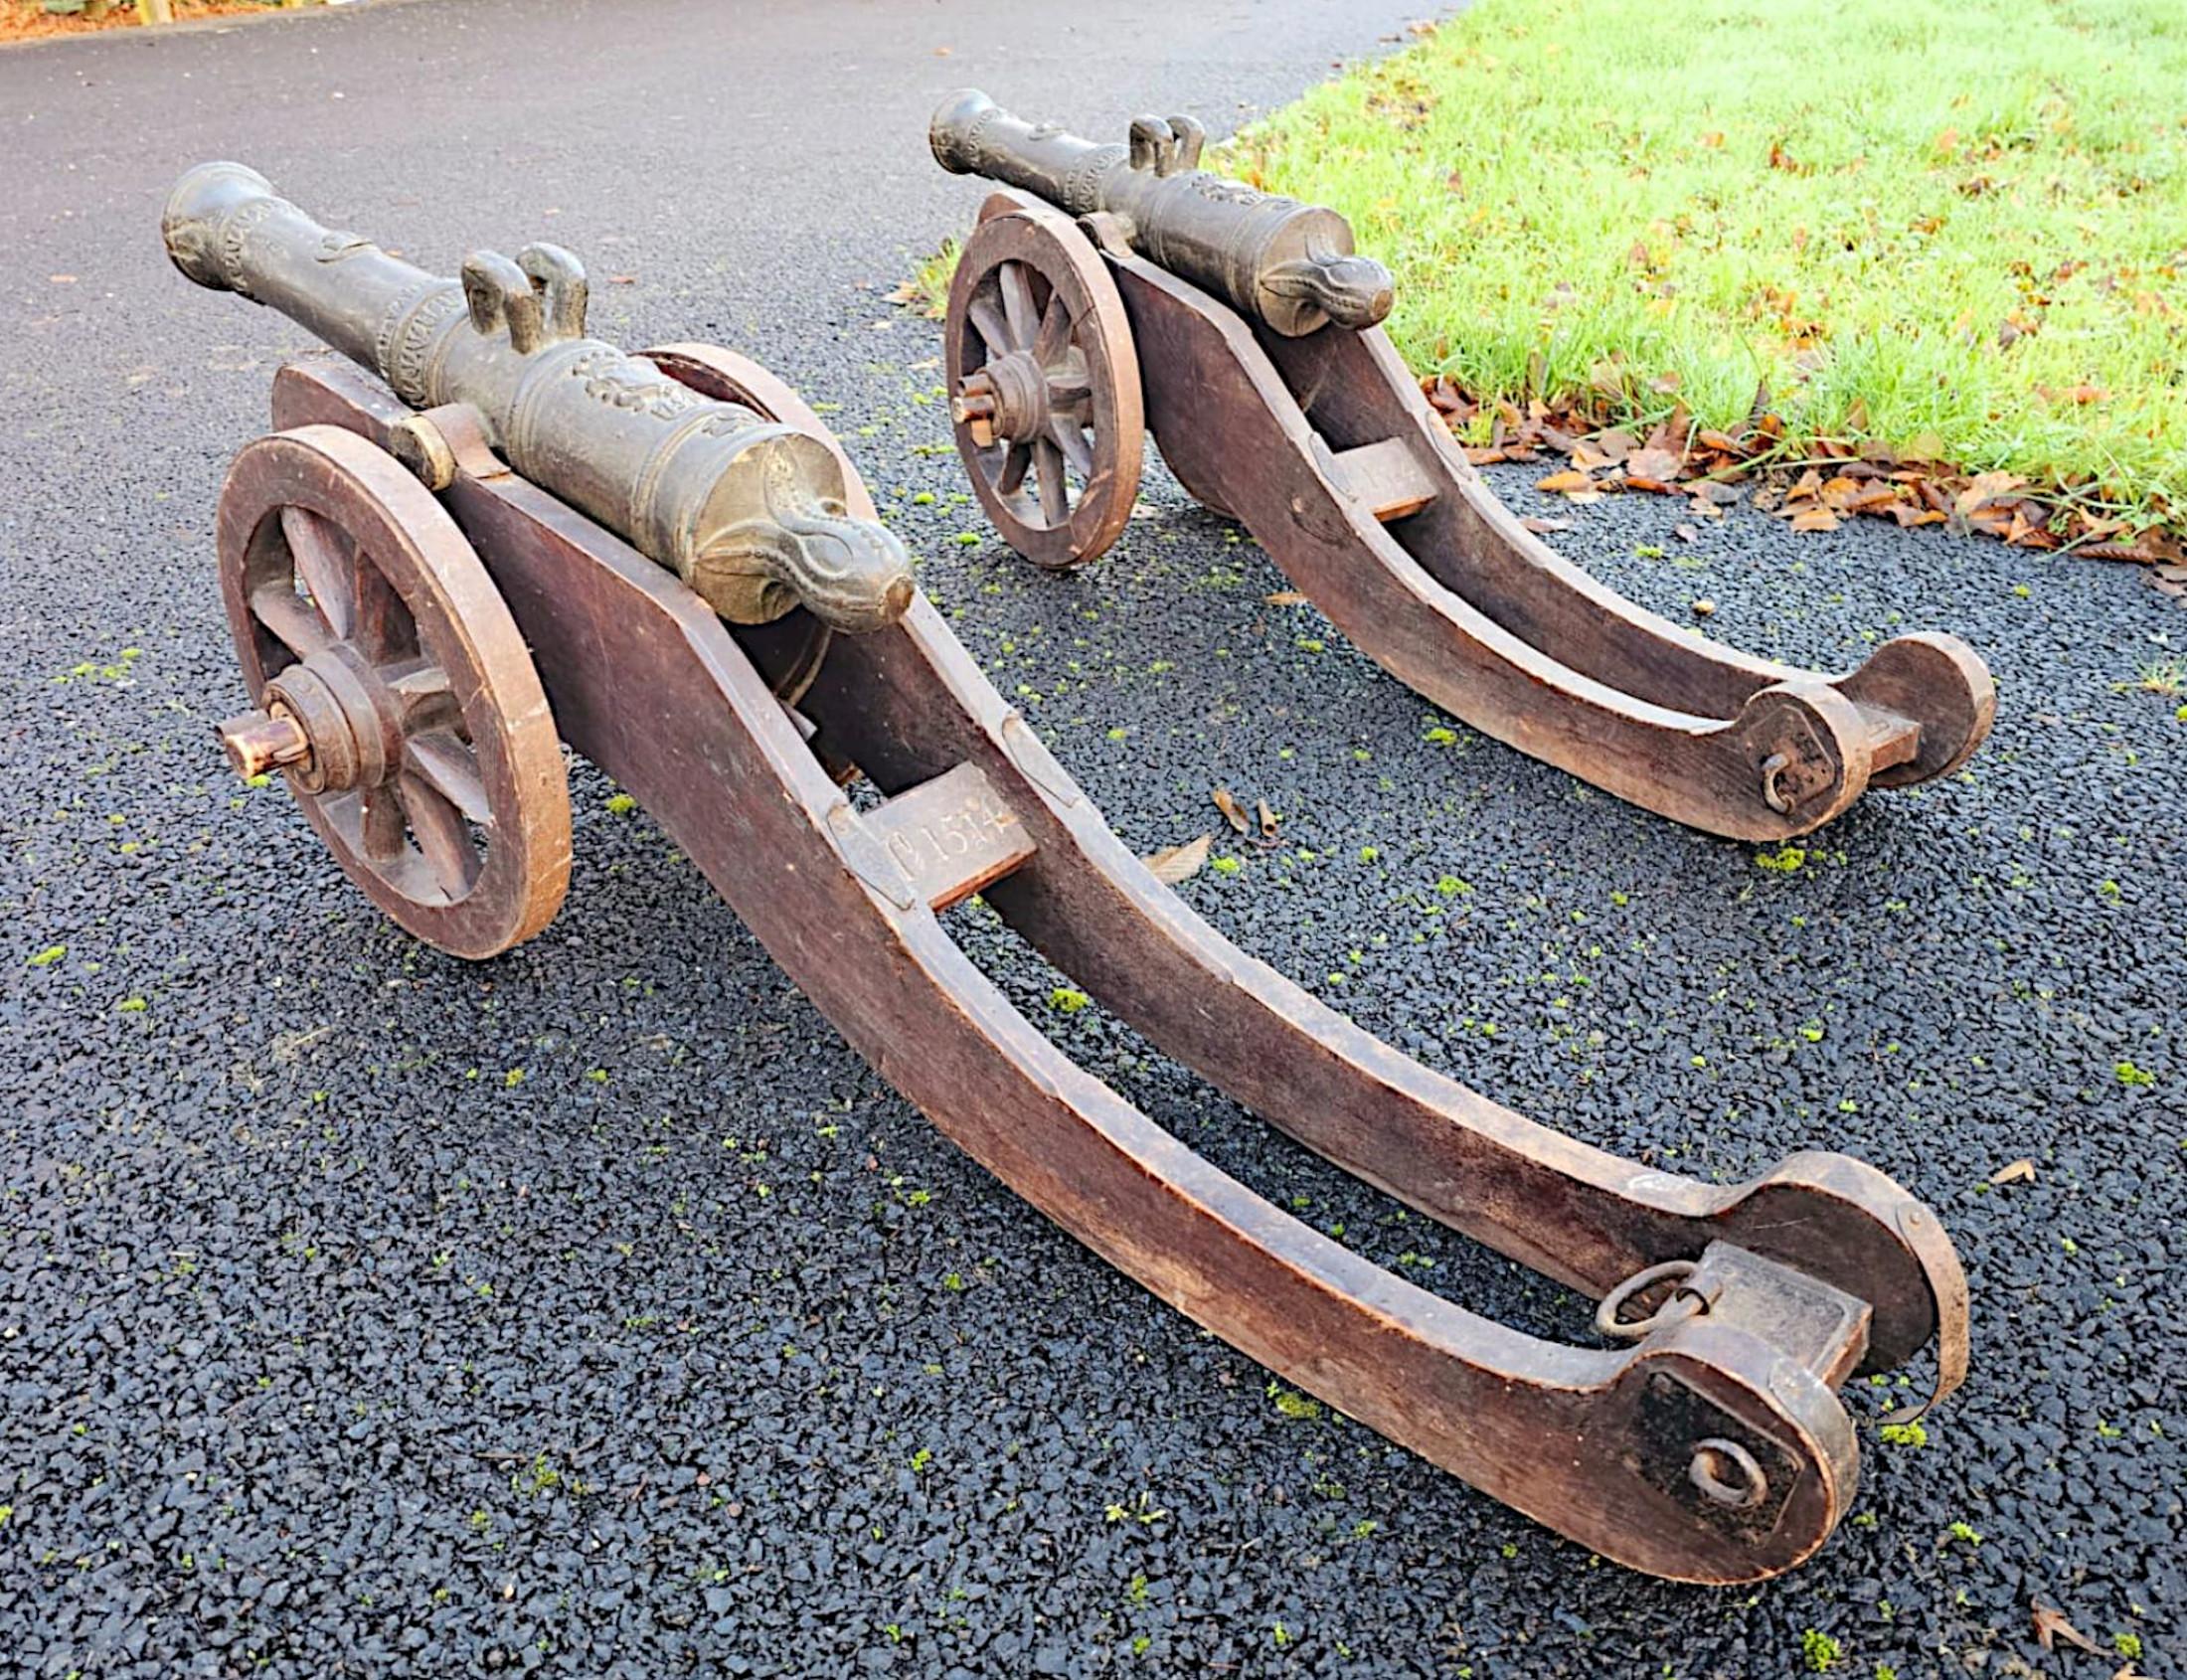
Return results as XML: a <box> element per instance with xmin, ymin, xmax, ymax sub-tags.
<box><xmin>3</xmin><ymin>2</ymin><xmax>2181</xmax><ymax>1676</ymax></box>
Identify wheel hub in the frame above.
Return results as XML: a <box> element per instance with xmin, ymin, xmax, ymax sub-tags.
<box><xmin>219</xmin><ymin>641</ymin><xmax>405</xmax><ymax>795</ymax></box>
<box><xmin>953</xmin><ymin>349</ymin><xmax>1052</xmax><ymax>448</ymax></box>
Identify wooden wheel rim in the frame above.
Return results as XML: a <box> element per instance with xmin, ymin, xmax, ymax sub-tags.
<box><xmin>944</xmin><ymin>202</ymin><xmax>1144</xmax><ymax>568</ymax></box>
<box><xmin>216</xmin><ymin>425</ymin><xmax>570</xmax><ymax>958</ymax></box>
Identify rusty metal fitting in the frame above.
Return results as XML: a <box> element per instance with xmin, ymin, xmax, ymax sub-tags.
<box><xmin>1688</xmin><ymin>1437</ymin><xmax>1768</xmax><ymax>1510</ymax></box>
<box><xmin>262</xmin><ymin>646</ymin><xmax>402</xmax><ymax>794</ymax></box>
<box><xmin>215</xmin><ymin>705</ymin><xmax>312</xmax><ymax>779</ymax></box>
<box><xmin>956</xmin><ymin>351</ymin><xmax>1053</xmax><ymax>449</ymax></box>
<box><xmin>1595</xmin><ymin>1260</ymin><xmax>1719</xmax><ymax>1341</ymax></box>
<box><xmin>951</xmin><ymin>381</ymin><xmax>1000</xmax><ymax>447</ymax></box>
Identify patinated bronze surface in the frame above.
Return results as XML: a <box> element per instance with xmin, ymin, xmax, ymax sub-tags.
<box><xmin>929</xmin><ymin>101</ymin><xmax>1998</xmax><ymax>841</ymax></box>
<box><xmin>932</xmin><ymin>89</ymin><xmax>1394</xmax><ymax>337</ymax></box>
<box><xmin>173</xmin><ymin>171</ymin><xmax>1969</xmax><ymax>1580</ymax></box>
<box><xmin>165</xmin><ymin>163</ymin><xmax>912</xmax><ymax>633</ymax></box>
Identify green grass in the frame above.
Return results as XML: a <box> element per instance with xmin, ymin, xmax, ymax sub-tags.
<box><xmin>901</xmin><ymin>236</ymin><xmax>960</xmax><ymax>319</ymax></box>
<box><xmin>1227</xmin><ymin>0</ymin><xmax>2187</xmax><ymax>524</ymax></box>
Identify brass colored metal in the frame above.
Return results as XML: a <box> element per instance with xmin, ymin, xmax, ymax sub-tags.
<box><xmin>163</xmin><ymin>162</ymin><xmax>913</xmax><ymax>634</ymax></box>
<box><xmin>930</xmin><ymin>89</ymin><xmax>1393</xmax><ymax>337</ymax></box>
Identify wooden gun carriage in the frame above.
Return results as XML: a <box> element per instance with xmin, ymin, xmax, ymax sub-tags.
<box><xmin>928</xmin><ymin>92</ymin><xmax>1998</xmax><ymax>842</ymax></box>
<box><xmin>168</xmin><ymin>164</ymin><xmax>1968</xmax><ymax>1585</ymax></box>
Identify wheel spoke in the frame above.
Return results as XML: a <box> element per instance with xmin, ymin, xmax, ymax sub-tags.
<box><xmin>997</xmin><ymin>441</ymin><xmax>1032</xmax><ymax>496</ymax></box>
<box><xmin>359</xmin><ymin>784</ymin><xmax>407</xmax><ymax>862</ymax></box>
<box><xmin>405</xmin><ymin>731</ymin><xmax>491</xmax><ymax>825</ymax></box>
<box><xmin>997</xmin><ymin>261</ymin><xmax>1038</xmax><ymax>349</ymax></box>
<box><xmin>398</xmin><ymin>772</ymin><xmax>480</xmax><ymax>900</ymax></box>
<box><xmin>348</xmin><ymin>552</ymin><xmax>408</xmax><ymax>663</ymax></box>
<box><xmin>281</xmin><ymin>506</ymin><xmax>356</xmax><ymax>637</ymax></box>
<box><xmin>385</xmin><ymin>662</ymin><xmax>456</xmax><ymax>726</ymax></box>
<box><xmin>250</xmin><ymin>583</ymin><xmax>334</xmax><ymax>658</ymax></box>
<box><xmin>1034</xmin><ymin>437</ymin><xmax>1069</xmax><ymax>522</ymax></box>
<box><xmin>1034</xmin><ymin>289</ymin><xmax>1071</xmax><ymax>364</ymax></box>
<box><xmin>967</xmin><ymin>296</ymin><xmax>1011</xmax><ymax>358</ymax></box>
<box><xmin>1051</xmin><ymin>419</ymin><xmax>1094</xmax><ymax>478</ymax></box>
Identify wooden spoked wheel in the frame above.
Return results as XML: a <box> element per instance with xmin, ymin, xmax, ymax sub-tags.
<box><xmin>215</xmin><ymin>425</ymin><xmax>571</xmax><ymax>959</ymax></box>
<box><xmin>944</xmin><ymin>200</ymin><xmax>1144</xmax><ymax>568</ymax></box>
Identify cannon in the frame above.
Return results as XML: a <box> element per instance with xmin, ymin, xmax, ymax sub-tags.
<box><xmin>174</xmin><ymin>168</ymin><xmax>1967</xmax><ymax>1583</ymax></box>
<box><xmin>928</xmin><ymin>92</ymin><xmax>1997</xmax><ymax>841</ymax></box>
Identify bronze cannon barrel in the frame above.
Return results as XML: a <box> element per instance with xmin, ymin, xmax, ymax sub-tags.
<box><xmin>163</xmin><ymin>162</ymin><xmax>913</xmax><ymax>633</ymax></box>
<box><xmin>929</xmin><ymin>89</ymin><xmax>1393</xmax><ymax>337</ymax></box>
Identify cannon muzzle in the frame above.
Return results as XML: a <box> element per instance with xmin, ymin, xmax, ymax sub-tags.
<box><xmin>164</xmin><ymin>162</ymin><xmax>912</xmax><ymax>635</ymax></box>
<box><xmin>929</xmin><ymin>89</ymin><xmax>1393</xmax><ymax>337</ymax></box>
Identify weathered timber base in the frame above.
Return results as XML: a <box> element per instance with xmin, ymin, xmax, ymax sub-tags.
<box><xmin>237</xmin><ymin>351</ymin><xmax>1970</xmax><ymax>1583</ymax></box>
<box><xmin>943</xmin><ymin>186</ymin><xmax>1995</xmax><ymax>842</ymax></box>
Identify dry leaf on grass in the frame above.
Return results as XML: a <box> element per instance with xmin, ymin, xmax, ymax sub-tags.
<box><xmin>1143</xmin><ymin>832</ymin><xmax>1213</xmax><ymax>885</ymax></box>
<box><xmin>1211</xmin><ymin>787</ymin><xmax>1251</xmax><ymax>834</ymax></box>
<box><xmin>1990</xmin><ymin>1158</ymin><xmax>2037</xmax><ymax>1185</ymax></box>
<box><xmin>1956</xmin><ymin>470</ymin><xmax>2027</xmax><ymax>518</ymax></box>
<box><xmin>1416</xmin><ymin>372</ymin><xmax>2181</xmax><ymax>569</ymax></box>
<box><xmin>2031</xmin><ymin>1602</ymin><xmax>2102</xmax><ymax>1655</ymax></box>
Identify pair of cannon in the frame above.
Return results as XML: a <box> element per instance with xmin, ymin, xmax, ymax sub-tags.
<box><xmin>165</xmin><ymin>94</ymin><xmax>1984</xmax><ymax>1585</ymax></box>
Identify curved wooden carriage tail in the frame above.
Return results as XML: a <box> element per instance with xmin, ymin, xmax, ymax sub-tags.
<box><xmin>930</xmin><ymin>105</ymin><xmax>1995</xmax><ymax>841</ymax></box>
<box><xmin>215</xmin><ymin>346</ymin><xmax>1969</xmax><ymax>1584</ymax></box>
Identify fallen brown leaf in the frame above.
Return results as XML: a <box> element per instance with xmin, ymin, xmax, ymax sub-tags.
<box><xmin>1788</xmin><ymin>506</ymin><xmax>1840</xmax><ymax>534</ymax></box>
<box><xmin>1674</xmin><ymin>523</ymin><xmax>1700</xmax><ymax>543</ymax></box>
<box><xmin>1625</xmin><ymin>446</ymin><xmax>1684</xmax><ymax>483</ymax></box>
<box><xmin>2032</xmin><ymin>1602</ymin><xmax>2102</xmax><ymax>1655</ymax></box>
<box><xmin>1263</xmin><ymin>590</ymin><xmax>1310</xmax><ymax>606</ymax></box>
<box><xmin>1594</xmin><ymin>427</ymin><xmax>1639</xmax><ymax>462</ymax></box>
<box><xmin>1990</xmin><ymin>1158</ymin><xmax>2036</xmax><ymax>1185</ymax></box>
<box><xmin>1212</xmin><ymin>787</ymin><xmax>1251</xmax><ymax>835</ymax></box>
<box><xmin>1956</xmin><ymin>469</ymin><xmax>2027</xmax><ymax>518</ymax></box>
<box><xmin>1521</xmin><ymin>516</ymin><xmax>1574</xmax><ymax>534</ymax></box>
<box><xmin>49</xmin><ymin>274</ymin><xmax>77</xmax><ymax>284</ymax></box>
<box><xmin>1536</xmin><ymin>469</ymin><xmax>1596</xmax><ymax>494</ymax></box>
<box><xmin>608</xmin><ymin>274</ymin><xmax>638</xmax><ymax>285</ymax></box>
<box><xmin>1256</xmin><ymin>798</ymin><xmax>1278</xmax><ymax>841</ymax></box>
<box><xmin>1143</xmin><ymin>832</ymin><xmax>1213</xmax><ymax>886</ymax></box>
